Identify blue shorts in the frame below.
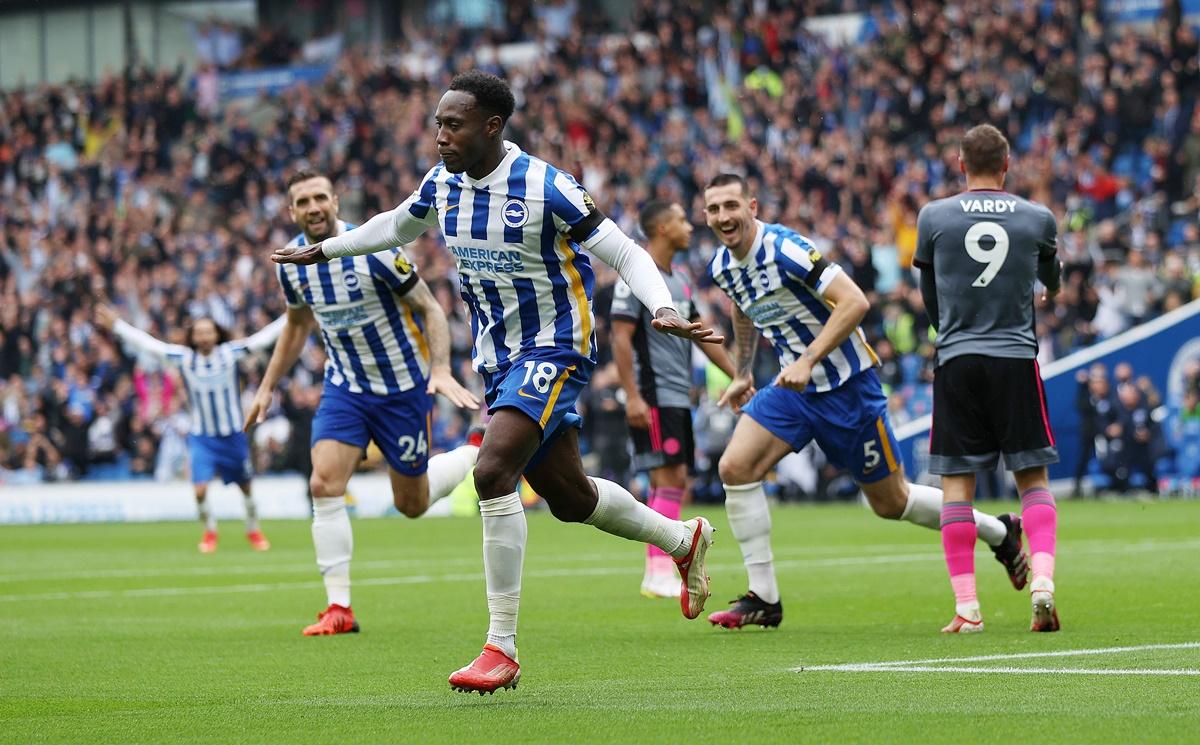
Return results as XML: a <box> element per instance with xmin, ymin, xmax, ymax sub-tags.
<box><xmin>312</xmin><ymin>382</ymin><xmax>433</xmax><ymax>476</ymax></box>
<box><xmin>481</xmin><ymin>348</ymin><xmax>594</xmax><ymax>467</ymax></box>
<box><xmin>189</xmin><ymin>433</ymin><xmax>253</xmax><ymax>486</ymax></box>
<box><xmin>743</xmin><ymin>368</ymin><xmax>900</xmax><ymax>484</ymax></box>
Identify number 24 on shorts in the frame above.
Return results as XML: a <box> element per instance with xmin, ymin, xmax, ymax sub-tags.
<box><xmin>397</xmin><ymin>431</ymin><xmax>427</xmax><ymax>463</ymax></box>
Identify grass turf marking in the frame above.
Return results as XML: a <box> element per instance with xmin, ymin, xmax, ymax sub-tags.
<box><xmin>798</xmin><ymin>641</ymin><xmax>1200</xmax><ymax>676</ymax></box>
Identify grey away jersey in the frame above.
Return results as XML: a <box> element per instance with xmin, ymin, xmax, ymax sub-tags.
<box><xmin>609</xmin><ymin>267</ymin><xmax>697</xmax><ymax>408</ymax></box>
<box><xmin>915</xmin><ymin>190</ymin><xmax>1058</xmax><ymax>364</ymax></box>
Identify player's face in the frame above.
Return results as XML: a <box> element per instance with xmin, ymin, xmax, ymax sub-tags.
<box><xmin>191</xmin><ymin>320</ymin><xmax>219</xmax><ymax>354</ymax></box>
<box><xmin>664</xmin><ymin>204</ymin><xmax>693</xmax><ymax>252</ymax></box>
<box><xmin>704</xmin><ymin>184</ymin><xmax>758</xmax><ymax>252</ymax></box>
<box><xmin>434</xmin><ymin>91</ymin><xmax>500</xmax><ymax>174</ymax></box>
<box><xmin>288</xmin><ymin>177</ymin><xmax>339</xmax><ymax>242</ymax></box>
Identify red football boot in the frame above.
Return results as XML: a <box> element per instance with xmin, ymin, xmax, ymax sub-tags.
<box><xmin>302</xmin><ymin>604</ymin><xmax>360</xmax><ymax>636</ymax></box>
<box><xmin>198</xmin><ymin>530</ymin><xmax>218</xmax><ymax>554</ymax></box>
<box><xmin>246</xmin><ymin>529</ymin><xmax>270</xmax><ymax>551</ymax></box>
<box><xmin>449</xmin><ymin>644</ymin><xmax>520</xmax><ymax>695</ymax></box>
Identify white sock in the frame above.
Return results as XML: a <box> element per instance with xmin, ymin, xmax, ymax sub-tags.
<box><xmin>427</xmin><ymin>444</ymin><xmax>479</xmax><ymax>503</ymax></box>
<box><xmin>312</xmin><ymin>497</ymin><xmax>352</xmax><ymax>608</ymax></box>
<box><xmin>242</xmin><ymin>491</ymin><xmax>259</xmax><ymax>533</ymax></box>
<box><xmin>481</xmin><ymin>491</ymin><xmax>525</xmax><ymax>660</ymax></box>
<box><xmin>723</xmin><ymin>481</ymin><xmax>779</xmax><ymax>604</ymax></box>
<box><xmin>584</xmin><ymin>478</ymin><xmax>691</xmax><ymax>559</ymax></box>
<box><xmin>901</xmin><ymin>483</ymin><xmax>1006</xmax><ymax>546</ymax></box>
<box><xmin>197</xmin><ymin>500</ymin><xmax>216</xmax><ymax>532</ymax></box>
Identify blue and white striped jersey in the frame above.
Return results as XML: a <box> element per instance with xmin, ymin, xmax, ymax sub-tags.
<box><xmin>113</xmin><ymin>316</ymin><xmax>286</xmax><ymax>437</ymax></box>
<box><xmin>276</xmin><ymin>220</ymin><xmax>430</xmax><ymax>395</ymax></box>
<box><xmin>377</xmin><ymin>141</ymin><xmax>598</xmax><ymax>374</ymax></box>
<box><xmin>709</xmin><ymin>221</ymin><xmax>879</xmax><ymax>393</ymax></box>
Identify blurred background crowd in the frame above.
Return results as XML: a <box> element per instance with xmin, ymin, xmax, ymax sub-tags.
<box><xmin>2</xmin><ymin>0</ymin><xmax>1199</xmax><ymax>496</ymax></box>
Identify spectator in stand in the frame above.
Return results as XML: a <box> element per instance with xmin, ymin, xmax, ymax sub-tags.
<box><xmin>1075</xmin><ymin>364</ymin><xmax>1118</xmax><ymax>496</ymax></box>
<box><xmin>1103</xmin><ymin>382</ymin><xmax>1162</xmax><ymax>494</ymax></box>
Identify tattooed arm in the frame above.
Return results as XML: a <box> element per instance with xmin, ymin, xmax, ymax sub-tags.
<box><xmin>716</xmin><ymin>306</ymin><xmax>760</xmax><ymax>413</ymax></box>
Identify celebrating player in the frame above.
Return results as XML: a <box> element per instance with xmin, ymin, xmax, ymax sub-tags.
<box><xmin>245</xmin><ymin>169</ymin><xmax>481</xmax><ymax>637</ymax></box>
<box><xmin>914</xmin><ymin>124</ymin><xmax>1062</xmax><ymax>633</ymax></box>
<box><xmin>701</xmin><ymin>173</ymin><xmax>1028</xmax><ymax>630</ymax></box>
<box><xmin>271</xmin><ymin>71</ymin><xmax>722</xmax><ymax>694</ymax></box>
<box><xmin>95</xmin><ymin>305</ymin><xmax>283</xmax><ymax>553</ymax></box>
<box><xmin>610</xmin><ymin>201</ymin><xmax>736</xmax><ymax>598</ymax></box>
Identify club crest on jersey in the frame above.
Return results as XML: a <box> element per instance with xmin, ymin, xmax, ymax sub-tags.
<box><xmin>758</xmin><ymin>269</ymin><xmax>771</xmax><ymax>291</ymax></box>
<box><xmin>502</xmin><ymin>199</ymin><xmax>529</xmax><ymax>228</ymax></box>
<box><xmin>341</xmin><ymin>271</ymin><xmax>361</xmax><ymax>292</ymax></box>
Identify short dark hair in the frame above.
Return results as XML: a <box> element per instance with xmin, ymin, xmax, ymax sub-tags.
<box><xmin>705</xmin><ymin>173</ymin><xmax>749</xmax><ymax>195</ymax></box>
<box><xmin>185</xmin><ymin>317</ymin><xmax>231</xmax><ymax>349</ymax></box>
<box><xmin>960</xmin><ymin>124</ymin><xmax>1009</xmax><ymax>176</ymax></box>
<box><xmin>449</xmin><ymin>70</ymin><xmax>516</xmax><ymax>124</ymax></box>
<box><xmin>638</xmin><ymin>200</ymin><xmax>676</xmax><ymax>238</ymax></box>
<box><xmin>285</xmin><ymin>168</ymin><xmax>331</xmax><ymax>196</ymax></box>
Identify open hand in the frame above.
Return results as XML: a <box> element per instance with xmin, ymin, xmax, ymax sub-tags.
<box><xmin>651</xmin><ymin>308</ymin><xmax>725</xmax><ymax>345</ymax></box>
<box><xmin>271</xmin><ymin>242</ymin><xmax>327</xmax><ymax>265</ymax></box>
<box><xmin>94</xmin><ymin>304</ymin><xmax>119</xmax><ymax>331</ymax></box>
<box><xmin>427</xmin><ymin>367</ymin><xmax>480</xmax><ymax>410</ymax></box>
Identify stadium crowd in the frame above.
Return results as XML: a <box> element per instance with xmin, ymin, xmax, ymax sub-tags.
<box><xmin>2</xmin><ymin>0</ymin><xmax>1200</xmax><ymax>491</ymax></box>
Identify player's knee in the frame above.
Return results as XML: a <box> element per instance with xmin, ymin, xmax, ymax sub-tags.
<box><xmin>863</xmin><ymin>483</ymin><xmax>907</xmax><ymax>520</ymax></box>
<box><xmin>544</xmin><ymin>491</ymin><xmax>594</xmax><ymax>523</ymax></box>
<box><xmin>718</xmin><ymin>452</ymin><xmax>757</xmax><ymax>486</ymax></box>
<box><xmin>394</xmin><ymin>493</ymin><xmax>427</xmax><ymax>519</ymax></box>
<box><xmin>868</xmin><ymin>496</ymin><xmax>906</xmax><ymax>520</ymax></box>
<box><xmin>310</xmin><ymin>471</ymin><xmax>346</xmax><ymax>499</ymax></box>
<box><xmin>473</xmin><ymin>457</ymin><xmax>520</xmax><ymax>501</ymax></box>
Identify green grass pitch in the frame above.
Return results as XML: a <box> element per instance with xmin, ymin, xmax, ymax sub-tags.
<box><xmin>3</xmin><ymin>499</ymin><xmax>1198</xmax><ymax>744</ymax></box>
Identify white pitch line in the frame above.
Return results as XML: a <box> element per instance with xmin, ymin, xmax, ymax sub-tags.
<box><xmin>806</xmin><ymin>665</ymin><xmax>1200</xmax><ymax>676</ymax></box>
<box><xmin>0</xmin><ymin>555</ymin><xmax>937</xmax><ymax>603</ymax></box>
<box><xmin>4</xmin><ymin>536</ymin><xmax>1198</xmax><ymax>584</ymax></box>
<box><xmin>798</xmin><ymin>642</ymin><xmax>1200</xmax><ymax>676</ymax></box>
<box><xmin>860</xmin><ymin>641</ymin><xmax>1200</xmax><ymax>668</ymax></box>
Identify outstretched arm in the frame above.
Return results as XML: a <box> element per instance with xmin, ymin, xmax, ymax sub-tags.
<box><xmin>244</xmin><ymin>305</ymin><xmax>315</xmax><ymax>430</ymax></box>
<box><xmin>579</xmin><ymin>219</ymin><xmax>724</xmax><ymax>345</ymax></box>
<box><xmin>397</xmin><ymin>279</ymin><xmax>479</xmax><ymax>410</ymax></box>
<box><xmin>273</xmin><ymin>170</ymin><xmax>440</xmax><ymax>265</ymax></box>
<box><xmin>96</xmin><ymin>304</ymin><xmax>187</xmax><ymax>362</ymax></box>
<box><xmin>238</xmin><ymin>314</ymin><xmax>289</xmax><ymax>353</ymax></box>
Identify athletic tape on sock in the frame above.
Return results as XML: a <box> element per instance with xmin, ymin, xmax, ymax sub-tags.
<box><xmin>480</xmin><ymin>491</ymin><xmax>524</xmax><ymax>517</ymax></box>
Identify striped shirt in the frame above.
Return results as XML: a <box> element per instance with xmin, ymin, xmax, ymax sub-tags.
<box><xmin>709</xmin><ymin>221</ymin><xmax>878</xmax><ymax>393</ymax></box>
<box><xmin>276</xmin><ymin>220</ymin><xmax>430</xmax><ymax>395</ymax></box>
<box><xmin>112</xmin><ymin>316</ymin><xmax>286</xmax><ymax>437</ymax></box>
<box><xmin>367</xmin><ymin>141</ymin><xmax>599</xmax><ymax>374</ymax></box>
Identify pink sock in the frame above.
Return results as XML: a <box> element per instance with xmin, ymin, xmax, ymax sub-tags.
<box><xmin>941</xmin><ymin>502</ymin><xmax>977</xmax><ymax>605</ymax></box>
<box><xmin>646</xmin><ymin>487</ymin><xmax>684</xmax><ymax>560</ymax></box>
<box><xmin>1021</xmin><ymin>488</ymin><xmax>1057</xmax><ymax>581</ymax></box>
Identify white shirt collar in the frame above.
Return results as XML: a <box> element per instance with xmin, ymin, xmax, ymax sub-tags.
<box><xmin>460</xmin><ymin>140</ymin><xmax>521</xmax><ymax>189</ymax></box>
